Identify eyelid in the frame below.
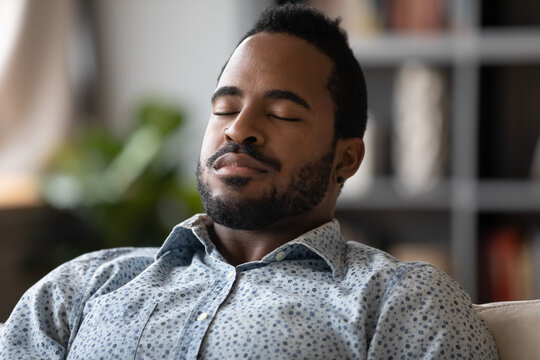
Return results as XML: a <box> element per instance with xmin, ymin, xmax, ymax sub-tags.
<box><xmin>213</xmin><ymin>111</ymin><xmax>238</xmax><ymax>116</ymax></box>
<box><xmin>268</xmin><ymin>114</ymin><xmax>300</xmax><ymax>122</ymax></box>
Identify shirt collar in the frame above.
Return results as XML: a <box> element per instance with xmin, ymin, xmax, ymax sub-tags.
<box><xmin>154</xmin><ymin>214</ymin><xmax>213</xmax><ymax>260</ymax></box>
<box><xmin>155</xmin><ymin>213</ymin><xmax>347</xmax><ymax>276</ymax></box>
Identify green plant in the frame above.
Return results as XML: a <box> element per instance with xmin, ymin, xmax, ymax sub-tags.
<box><xmin>41</xmin><ymin>101</ymin><xmax>203</xmax><ymax>250</ymax></box>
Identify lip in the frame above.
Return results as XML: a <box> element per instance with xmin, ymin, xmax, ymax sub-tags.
<box><xmin>213</xmin><ymin>153</ymin><xmax>271</xmax><ymax>175</ymax></box>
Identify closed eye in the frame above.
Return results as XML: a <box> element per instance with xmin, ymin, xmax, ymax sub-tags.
<box><xmin>268</xmin><ymin>114</ymin><xmax>300</xmax><ymax>122</ymax></box>
<box><xmin>213</xmin><ymin>111</ymin><xmax>239</xmax><ymax>116</ymax></box>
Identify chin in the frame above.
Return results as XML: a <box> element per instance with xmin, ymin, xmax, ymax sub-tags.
<box><xmin>213</xmin><ymin>174</ymin><xmax>276</xmax><ymax>193</ymax></box>
<box><xmin>218</xmin><ymin>175</ymin><xmax>251</xmax><ymax>190</ymax></box>
<box><xmin>216</xmin><ymin>184</ymin><xmax>274</xmax><ymax>203</ymax></box>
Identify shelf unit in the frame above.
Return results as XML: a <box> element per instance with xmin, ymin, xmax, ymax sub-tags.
<box><xmin>349</xmin><ymin>30</ymin><xmax>540</xmax><ymax>65</ymax></box>
<box><xmin>328</xmin><ymin>0</ymin><xmax>540</xmax><ymax>301</ymax></box>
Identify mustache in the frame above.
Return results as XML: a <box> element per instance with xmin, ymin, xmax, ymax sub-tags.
<box><xmin>206</xmin><ymin>142</ymin><xmax>282</xmax><ymax>172</ymax></box>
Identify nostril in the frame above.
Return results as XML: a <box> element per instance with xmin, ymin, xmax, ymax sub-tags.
<box><xmin>243</xmin><ymin>136</ymin><xmax>257</xmax><ymax>145</ymax></box>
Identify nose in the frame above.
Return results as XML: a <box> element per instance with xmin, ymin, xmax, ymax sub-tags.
<box><xmin>223</xmin><ymin>109</ymin><xmax>265</xmax><ymax>146</ymax></box>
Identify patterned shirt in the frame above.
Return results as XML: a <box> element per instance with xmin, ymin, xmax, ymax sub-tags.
<box><xmin>0</xmin><ymin>214</ymin><xmax>498</xmax><ymax>359</ymax></box>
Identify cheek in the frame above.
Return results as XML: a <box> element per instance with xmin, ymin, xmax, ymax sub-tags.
<box><xmin>275</xmin><ymin>137</ymin><xmax>335</xmax><ymax>183</ymax></box>
<box><xmin>286</xmin><ymin>133</ymin><xmax>331</xmax><ymax>162</ymax></box>
<box><xmin>200</xmin><ymin>121</ymin><xmax>223</xmax><ymax>161</ymax></box>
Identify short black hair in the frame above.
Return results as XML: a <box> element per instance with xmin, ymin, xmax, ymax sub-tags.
<box><xmin>230</xmin><ymin>4</ymin><xmax>368</xmax><ymax>139</ymax></box>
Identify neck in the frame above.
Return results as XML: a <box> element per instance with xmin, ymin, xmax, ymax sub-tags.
<box><xmin>208</xmin><ymin>212</ymin><xmax>332</xmax><ymax>266</ymax></box>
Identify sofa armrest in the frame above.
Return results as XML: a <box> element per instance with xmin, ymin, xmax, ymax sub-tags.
<box><xmin>474</xmin><ymin>300</ymin><xmax>540</xmax><ymax>360</ymax></box>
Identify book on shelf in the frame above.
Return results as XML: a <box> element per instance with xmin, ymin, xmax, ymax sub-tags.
<box><xmin>479</xmin><ymin>227</ymin><xmax>540</xmax><ymax>302</ymax></box>
<box><xmin>306</xmin><ymin>0</ymin><xmax>449</xmax><ymax>35</ymax></box>
<box><xmin>532</xmin><ymin>230</ymin><xmax>540</xmax><ymax>298</ymax></box>
<box><xmin>387</xmin><ymin>0</ymin><xmax>447</xmax><ymax>33</ymax></box>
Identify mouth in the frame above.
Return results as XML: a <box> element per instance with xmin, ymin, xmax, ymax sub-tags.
<box><xmin>213</xmin><ymin>153</ymin><xmax>271</xmax><ymax>176</ymax></box>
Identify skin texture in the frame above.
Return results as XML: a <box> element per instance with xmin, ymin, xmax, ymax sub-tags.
<box><xmin>198</xmin><ymin>32</ymin><xmax>364</xmax><ymax>265</ymax></box>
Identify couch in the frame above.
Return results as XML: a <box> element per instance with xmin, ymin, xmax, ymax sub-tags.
<box><xmin>474</xmin><ymin>299</ymin><xmax>540</xmax><ymax>360</ymax></box>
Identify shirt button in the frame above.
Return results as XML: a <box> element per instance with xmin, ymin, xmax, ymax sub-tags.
<box><xmin>226</xmin><ymin>270</ymin><xmax>236</xmax><ymax>280</ymax></box>
<box><xmin>197</xmin><ymin>312</ymin><xmax>209</xmax><ymax>322</ymax></box>
<box><xmin>276</xmin><ymin>251</ymin><xmax>287</xmax><ymax>261</ymax></box>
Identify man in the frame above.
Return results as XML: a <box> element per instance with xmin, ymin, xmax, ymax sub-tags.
<box><xmin>0</xmin><ymin>4</ymin><xmax>498</xmax><ymax>359</ymax></box>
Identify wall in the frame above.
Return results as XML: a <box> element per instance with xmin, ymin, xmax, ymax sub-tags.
<box><xmin>94</xmin><ymin>0</ymin><xmax>272</xmax><ymax>174</ymax></box>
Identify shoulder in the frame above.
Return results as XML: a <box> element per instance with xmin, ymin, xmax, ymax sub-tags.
<box><xmin>43</xmin><ymin>247</ymin><xmax>159</xmax><ymax>284</ymax></box>
<box><xmin>71</xmin><ymin>247</ymin><xmax>158</xmax><ymax>267</ymax></box>
<box><xmin>19</xmin><ymin>246</ymin><xmax>160</xmax><ymax>323</ymax></box>
<box><xmin>0</xmin><ymin>247</ymin><xmax>160</xmax><ymax>353</ymax></box>
<box><xmin>21</xmin><ymin>247</ymin><xmax>159</xmax><ymax>310</ymax></box>
<box><xmin>342</xmin><ymin>243</ymin><xmax>498</xmax><ymax>358</ymax></box>
<box><xmin>344</xmin><ymin>240</ymin><xmax>468</xmax><ymax>304</ymax></box>
<box><xmin>374</xmin><ymin>263</ymin><xmax>498</xmax><ymax>357</ymax></box>
<box><xmin>343</xmin><ymin>240</ymin><xmax>411</xmax><ymax>280</ymax></box>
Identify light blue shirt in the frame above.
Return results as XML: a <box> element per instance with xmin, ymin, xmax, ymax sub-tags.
<box><xmin>0</xmin><ymin>214</ymin><xmax>498</xmax><ymax>359</ymax></box>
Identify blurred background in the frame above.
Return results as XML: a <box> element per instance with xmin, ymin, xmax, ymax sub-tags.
<box><xmin>0</xmin><ymin>0</ymin><xmax>539</xmax><ymax>320</ymax></box>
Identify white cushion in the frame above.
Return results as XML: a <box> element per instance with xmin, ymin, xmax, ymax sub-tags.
<box><xmin>474</xmin><ymin>300</ymin><xmax>540</xmax><ymax>360</ymax></box>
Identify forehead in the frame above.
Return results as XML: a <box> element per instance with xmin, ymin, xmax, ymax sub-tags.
<box><xmin>218</xmin><ymin>32</ymin><xmax>334</xmax><ymax>99</ymax></box>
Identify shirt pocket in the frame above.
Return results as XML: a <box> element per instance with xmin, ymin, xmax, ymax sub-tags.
<box><xmin>67</xmin><ymin>298</ymin><xmax>157</xmax><ymax>360</ymax></box>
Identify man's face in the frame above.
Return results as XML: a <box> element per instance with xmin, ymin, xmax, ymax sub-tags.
<box><xmin>197</xmin><ymin>32</ymin><xmax>337</xmax><ymax>230</ymax></box>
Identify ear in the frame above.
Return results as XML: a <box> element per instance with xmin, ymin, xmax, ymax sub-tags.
<box><xmin>334</xmin><ymin>137</ymin><xmax>365</xmax><ymax>182</ymax></box>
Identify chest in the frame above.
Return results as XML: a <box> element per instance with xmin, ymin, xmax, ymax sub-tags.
<box><xmin>66</xmin><ymin>259</ymin><xmax>372</xmax><ymax>359</ymax></box>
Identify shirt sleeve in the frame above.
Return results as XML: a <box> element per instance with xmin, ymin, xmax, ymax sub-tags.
<box><xmin>0</xmin><ymin>249</ymin><xmax>134</xmax><ymax>360</ymax></box>
<box><xmin>367</xmin><ymin>264</ymin><xmax>499</xmax><ymax>359</ymax></box>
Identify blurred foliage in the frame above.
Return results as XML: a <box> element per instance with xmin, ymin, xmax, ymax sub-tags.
<box><xmin>40</xmin><ymin>101</ymin><xmax>203</xmax><ymax>251</ymax></box>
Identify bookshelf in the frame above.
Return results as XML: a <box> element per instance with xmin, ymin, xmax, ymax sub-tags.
<box><xmin>349</xmin><ymin>30</ymin><xmax>540</xmax><ymax>65</ymax></box>
<box><xmin>299</xmin><ymin>0</ymin><xmax>540</xmax><ymax>302</ymax></box>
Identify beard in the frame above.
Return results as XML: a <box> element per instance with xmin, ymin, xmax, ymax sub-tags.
<box><xmin>196</xmin><ymin>143</ymin><xmax>335</xmax><ymax>231</ymax></box>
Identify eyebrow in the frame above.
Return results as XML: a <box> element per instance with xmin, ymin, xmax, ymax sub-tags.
<box><xmin>211</xmin><ymin>86</ymin><xmax>243</xmax><ymax>103</ymax></box>
<box><xmin>264</xmin><ymin>89</ymin><xmax>311</xmax><ymax>111</ymax></box>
